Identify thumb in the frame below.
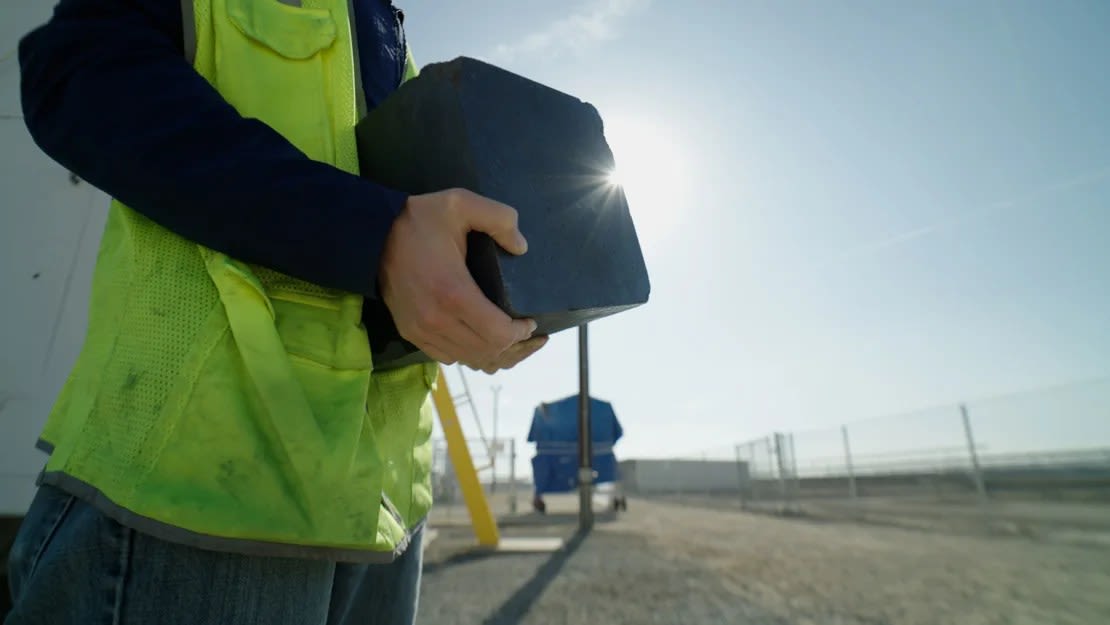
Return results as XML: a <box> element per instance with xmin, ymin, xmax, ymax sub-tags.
<box><xmin>459</xmin><ymin>194</ymin><xmax>529</xmax><ymax>255</ymax></box>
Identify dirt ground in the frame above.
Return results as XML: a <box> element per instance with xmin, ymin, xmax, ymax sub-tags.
<box><xmin>417</xmin><ymin>497</ymin><xmax>1110</xmax><ymax>625</ymax></box>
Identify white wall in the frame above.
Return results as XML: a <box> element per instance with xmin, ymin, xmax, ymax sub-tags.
<box><xmin>1</xmin><ymin>1</ymin><xmax>111</xmax><ymax>515</ymax></box>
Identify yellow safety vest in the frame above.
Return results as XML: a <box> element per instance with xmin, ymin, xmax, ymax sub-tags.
<box><xmin>37</xmin><ymin>0</ymin><xmax>434</xmax><ymax>562</ymax></box>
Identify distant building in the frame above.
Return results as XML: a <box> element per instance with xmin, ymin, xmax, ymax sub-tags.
<box><xmin>619</xmin><ymin>459</ymin><xmax>749</xmax><ymax>495</ymax></box>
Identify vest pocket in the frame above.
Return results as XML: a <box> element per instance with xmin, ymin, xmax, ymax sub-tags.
<box><xmin>215</xmin><ymin>0</ymin><xmax>338</xmax><ymax>163</ymax></box>
<box><xmin>269</xmin><ymin>292</ymin><xmax>371</xmax><ymax>372</ymax></box>
<box><xmin>226</xmin><ymin>0</ymin><xmax>337</xmax><ymax>60</ymax></box>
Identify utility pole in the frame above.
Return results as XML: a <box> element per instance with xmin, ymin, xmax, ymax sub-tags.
<box><xmin>491</xmin><ymin>384</ymin><xmax>501</xmax><ymax>493</ymax></box>
<box><xmin>842</xmin><ymin>425</ymin><xmax>858</xmax><ymax>500</ymax></box>
<box><xmin>509</xmin><ymin>438</ymin><xmax>517</xmax><ymax>514</ymax></box>
<box><xmin>960</xmin><ymin>404</ymin><xmax>987</xmax><ymax>502</ymax></box>
<box><xmin>578</xmin><ymin>324</ymin><xmax>594</xmax><ymax>531</ymax></box>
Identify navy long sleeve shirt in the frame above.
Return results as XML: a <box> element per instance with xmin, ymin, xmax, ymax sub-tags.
<box><xmin>18</xmin><ymin>0</ymin><xmax>412</xmax><ymax>299</ymax></box>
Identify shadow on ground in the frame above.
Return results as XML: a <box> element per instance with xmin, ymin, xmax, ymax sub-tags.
<box><xmin>477</xmin><ymin>530</ymin><xmax>588</xmax><ymax>625</ymax></box>
<box><xmin>422</xmin><ymin>526</ymin><xmax>589</xmax><ymax>623</ymax></box>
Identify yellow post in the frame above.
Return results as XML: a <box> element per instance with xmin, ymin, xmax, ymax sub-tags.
<box><xmin>431</xmin><ymin>366</ymin><xmax>501</xmax><ymax>547</ymax></box>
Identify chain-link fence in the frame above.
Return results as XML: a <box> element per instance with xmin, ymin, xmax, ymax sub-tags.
<box><xmin>653</xmin><ymin>377</ymin><xmax>1110</xmax><ymax>509</ymax></box>
<box><xmin>429</xmin><ymin>436</ymin><xmax>524</xmax><ymax>524</ymax></box>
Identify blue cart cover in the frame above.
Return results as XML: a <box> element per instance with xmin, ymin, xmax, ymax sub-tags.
<box><xmin>528</xmin><ymin>395</ymin><xmax>623</xmax><ymax>495</ymax></box>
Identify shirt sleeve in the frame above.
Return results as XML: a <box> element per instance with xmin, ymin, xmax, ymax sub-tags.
<box><xmin>18</xmin><ymin>0</ymin><xmax>406</xmax><ymax>298</ymax></box>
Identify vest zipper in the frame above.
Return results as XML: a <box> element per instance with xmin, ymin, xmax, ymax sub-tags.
<box><xmin>382</xmin><ymin>494</ymin><xmax>405</xmax><ymax>528</ymax></box>
<box><xmin>348</xmin><ymin>0</ymin><xmax>369</xmax><ymax>119</ymax></box>
<box><xmin>392</xmin><ymin>6</ymin><xmax>407</xmax><ymax>86</ymax></box>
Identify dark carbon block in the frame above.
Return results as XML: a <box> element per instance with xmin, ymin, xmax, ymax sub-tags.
<box><xmin>357</xmin><ymin>57</ymin><xmax>650</xmax><ymax>369</ymax></box>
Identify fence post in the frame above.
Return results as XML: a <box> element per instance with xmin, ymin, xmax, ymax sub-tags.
<box><xmin>509</xmin><ymin>438</ymin><xmax>517</xmax><ymax>514</ymax></box>
<box><xmin>735</xmin><ymin>444</ymin><xmax>746</xmax><ymax>509</ymax></box>
<box><xmin>788</xmin><ymin>433</ymin><xmax>799</xmax><ymax>503</ymax></box>
<box><xmin>841</xmin><ymin>425</ymin><xmax>858</xmax><ymax>499</ymax></box>
<box><xmin>749</xmin><ymin>440</ymin><xmax>759</xmax><ymax>502</ymax></box>
<box><xmin>765</xmin><ymin>436</ymin><xmax>775</xmax><ymax>479</ymax></box>
<box><xmin>747</xmin><ymin>442</ymin><xmax>756</xmax><ymax>473</ymax></box>
<box><xmin>765</xmin><ymin>436</ymin><xmax>776</xmax><ymax>504</ymax></box>
<box><xmin>443</xmin><ymin>442</ymin><xmax>456</xmax><ymax>523</ymax></box>
<box><xmin>774</xmin><ymin>433</ymin><xmax>788</xmax><ymax>506</ymax></box>
<box><xmin>960</xmin><ymin>404</ymin><xmax>987</xmax><ymax>501</ymax></box>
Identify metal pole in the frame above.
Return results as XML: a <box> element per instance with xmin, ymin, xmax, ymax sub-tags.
<box><xmin>578</xmin><ymin>324</ymin><xmax>594</xmax><ymax>530</ymax></box>
<box><xmin>509</xmin><ymin>438</ymin><xmax>517</xmax><ymax>514</ymax></box>
<box><xmin>842</xmin><ymin>425</ymin><xmax>858</xmax><ymax>499</ymax></box>
<box><xmin>960</xmin><ymin>404</ymin><xmax>987</xmax><ymax>501</ymax></box>
<box><xmin>491</xmin><ymin>385</ymin><xmax>501</xmax><ymax>493</ymax></box>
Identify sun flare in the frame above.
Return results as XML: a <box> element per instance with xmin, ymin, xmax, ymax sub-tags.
<box><xmin>602</xmin><ymin>115</ymin><xmax>689</xmax><ymax>249</ymax></box>
<box><xmin>607</xmin><ymin>168</ymin><xmax>623</xmax><ymax>187</ymax></box>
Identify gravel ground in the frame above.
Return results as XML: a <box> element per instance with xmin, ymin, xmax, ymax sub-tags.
<box><xmin>417</xmin><ymin>498</ymin><xmax>1110</xmax><ymax>625</ymax></box>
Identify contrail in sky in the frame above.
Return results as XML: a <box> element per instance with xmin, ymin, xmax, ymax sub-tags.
<box><xmin>828</xmin><ymin>164</ymin><xmax>1110</xmax><ymax>263</ymax></box>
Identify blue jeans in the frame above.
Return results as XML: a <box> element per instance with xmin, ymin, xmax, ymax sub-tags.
<box><xmin>5</xmin><ymin>484</ymin><xmax>423</xmax><ymax>625</ymax></box>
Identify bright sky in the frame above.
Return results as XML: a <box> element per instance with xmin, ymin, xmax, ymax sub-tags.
<box><xmin>402</xmin><ymin>0</ymin><xmax>1110</xmax><ymax>461</ymax></box>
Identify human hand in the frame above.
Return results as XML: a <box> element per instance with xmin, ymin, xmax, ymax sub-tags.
<box><xmin>379</xmin><ymin>188</ymin><xmax>538</xmax><ymax>369</ymax></box>
<box><xmin>468</xmin><ymin>335</ymin><xmax>549</xmax><ymax>374</ymax></box>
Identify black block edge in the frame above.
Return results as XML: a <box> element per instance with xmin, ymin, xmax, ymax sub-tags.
<box><xmin>371</xmin><ymin>299</ymin><xmax>648</xmax><ymax>371</ymax></box>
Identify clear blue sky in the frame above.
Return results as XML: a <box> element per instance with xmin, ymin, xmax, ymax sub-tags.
<box><xmin>406</xmin><ymin>0</ymin><xmax>1110</xmax><ymax>461</ymax></box>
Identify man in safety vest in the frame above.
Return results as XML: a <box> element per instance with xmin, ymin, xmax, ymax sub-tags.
<box><xmin>7</xmin><ymin>1</ymin><xmax>546</xmax><ymax>623</ymax></box>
